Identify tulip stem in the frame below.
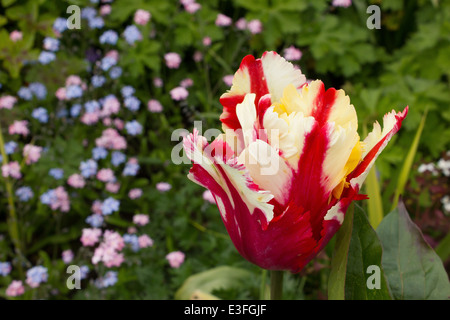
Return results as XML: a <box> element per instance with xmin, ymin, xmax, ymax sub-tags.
<box><xmin>270</xmin><ymin>270</ymin><xmax>284</xmax><ymax>300</ymax></box>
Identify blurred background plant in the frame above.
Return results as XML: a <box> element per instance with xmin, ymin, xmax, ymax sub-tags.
<box><xmin>0</xmin><ymin>0</ymin><xmax>448</xmax><ymax>300</ymax></box>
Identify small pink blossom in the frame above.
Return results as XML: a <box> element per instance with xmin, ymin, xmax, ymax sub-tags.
<box><xmin>164</xmin><ymin>52</ymin><xmax>182</xmax><ymax>69</ymax></box>
<box><xmin>193</xmin><ymin>51</ymin><xmax>203</xmax><ymax>62</ymax></box>
<box><xmin>127</xmin><ymin>226</ymin><xmax>137</xmax><ymax>234</ymax></box>
<box><xmin>91</xmin><ymin>200</ymin><xmax>103</xmax><ymax>215</ymax></box>
<box><xmin>10</xmin><ymin>30</ymin><xmax>22</xmax><ymax>42</ymax></box>
<box><xmin>156</xmin><ymin>182</ymin><xmax>172</xmax><ymax>192</ymax></box>
<box><xmin>138</xmin><ymin>235</ymin><xmax>154</xmax><ymax>248</ymax></box>
<box><xmin>55</xmin><ymin>87</ymin><xmax>67</xmax><ymax>100</ymax></box>
<box><xmin>184</xmin><ymin>2</ymin><xmax>201</xmax><ymax>14</ymax></box>
<box><xmin>100</xmin><ymin>5</ymin><xmax>111</xmax><ymax>16</ymax></box>
<box><xmin>332</xmin><ymin>0</ymin><xmax>352</xmax><ymax>7</ymax></box>
<box><xmin>223</xmin><ymin>75</ymin><xmax>234</xmax><ymax>87</ymax></box>
<box><xmin>23</xmin><ymin>144</ymin><xmax>43</xmax><ymax>165</ymax></box>
<box><xmin>166</xmin><ymin>251</ymin><xmax>185</xmax><ymax>268</ymax></box>
<box><xmin>215</xmin><ymin>13</ymin><xmax>232</xmax><ymax>27</ymax></box>
<box><xmin>92</xmin><ymin>230</ymin><xmax>125</xmax><ymax>267</ymax></box>
<box><xmin>65</xmin><ymin>75</ymin><xmax>82</xmax><ymax>87</ymax></box>
<box><xmin>62</xmin><ymin>249</ymin><xmax>74</xmax><ymax>264</ymax></box>
<box><xmin>97</xmin><ymin>168</ymin><xmax>115</xmax><ymax>182</ymax></box>
<box><xmin>180</xmin><ymin>78</ymin><xmax>194</xmax><ymax>88</ymax></box>
<box><xmin>134</xmin><ymin>9</ymin><xmax>151</xmax><ymax>25</ymax></box>
<box><xmin>283</xmin><ymin>45</ymin><xmax>303</xmax><ymax>61</ymax></box>
<box><xmin>6</xmin><ymin>281</ymin><xmax>25</xmax><ymax>297</ymax></box>
<box><xmin>105</xmin><ymin>50</ymin><xmax>119</xmax><ymax>62</ymax></box>
<box><xmin>103</xmin><ymin>230</ymin><xmax>125</xmax><ymax>251</ymax></box>
<box><xmin>235</xmin><ymin>18</ymin><xmax>247</xmax><ymax>30</ymax></box>
<box><xmin>67</xmin><ymin>174</ymin><xmax>85</xmax><ymax>188</ymax></box>
<box><xmin>51</xmin><ymin>186</ymin><xmax>70</xmax><ymax>212</ymax></box>
<box><xmin>202</xmin><ymin>36</ymin><xmax>211</xmax><ymax>46</ymax></box>
<box><xmin>96</xmin><ymin>128</ymin><xmax>127</xmax><ymax>150</ymax></box>
<box><xmin>2</xmin><ymin>161</ymin><xmax>21</xmax><ymax>179</ymax></box>
<box><xmin>153</xmin><ymin>77</ymin><xmax>163</xmax><ymax>88</ymax></box>
<box><xmin>103</xmin><ymin>117</ymin><xmax>112</xmax><ymax>126</ymax></box>
<box><xmin>101</xmin><ymin>96</ymin><xmax>120</xmax><ymax>117</ymax></box>
<box><xmin>106</xmin><ymin>182</ymin><xmax>120</xmax><ymax>193</ymax></box>
<box><xmin>247</xmin><ymin>19</ymin><xmax>263</xmax><ymax>34</ymax></box>
<box><xmin>170</xmin><ymin>86</ymin><xmax>189</xmax><ymax>101</ymax></box>
<box><xmin>202</xmin><ymin>190</ymin><xmax>215</xmax><ymax>204</ymax></box>
<box><xmin>9</xmin><ymin>120</ymin><xmax>29</xmax><ymax>136</ymax></box>
<box><xmin>81</xmin><ymin>111</ymin><xmax>100</xmax><ymax>125</ymax></box>
<box><xmin>92</xmin><ymin>246</ymin><xmax>124</xmax><ymax>267</ymax></box>
<box><xmin>147</xmin><ymin>99</ymin><xmax>163</xmax><ymax>113</ymax></box>
<box><xmin>128</xmin><ymin>188</ymin><xmax>142</xmax><ymax>199</ymax></box>
<box><xmin>133</xmin><ymin>214</ymin><xmax>150</xmax><ymax>226</ymax></box>
<box><xmin>0</xmin><ymin>95</ymin><xmax>17</xmax><ymax>109</ymax></box>
<box><xmin>114</xmin><ymin>119</ymin><xmax>124</xmax><ymax>130</ymax></box>
<box><xmin>81</xmin><ymin>228</ymin><xmax>102</xmax><ymax>246</ymax></box>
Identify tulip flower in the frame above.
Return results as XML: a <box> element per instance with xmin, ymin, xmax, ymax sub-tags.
<box><xmin>183</xmin><ymin>51</ymin><xmax>408</xmax><ymax>273</ymax></box>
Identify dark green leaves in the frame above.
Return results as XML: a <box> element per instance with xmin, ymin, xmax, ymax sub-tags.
<box><xmin>329</xmin><ymin>201</ymin><xmax>450</xmax><ymax>300</ymax></box>
<box><xmin>377</xmin><ymin>201</ymin><xmax>450</xmax><ymax>300</ymax></box>
<box><xmin>329</xmin><ymin>204</ymin><xmax>391</xmax><ymax>300</ymax></box>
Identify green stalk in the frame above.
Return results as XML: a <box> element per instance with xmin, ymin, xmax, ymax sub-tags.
<box><xmin>270</xmin><ymin>270</ymin><xmax>284</xmax><ymax>300</ymax></box>
<box><xmin>391</xmin><ymin>108</ymin><xmax>427</xmax><ymax>211</ymax></box>
<box><xmin>0</xmin><ymin>122</ymin><xmax>24</xmax><ymax>277</ymax></box>
<box><xmin>259</xmin><ymin>269</ymin><xmax>268</xmax><ymax>300</ymax></box>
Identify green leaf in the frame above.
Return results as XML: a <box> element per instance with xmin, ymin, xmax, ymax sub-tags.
<box><xmin>377</xmin><ymin>201</ymin><xmax>450</xmax><ymax>300</ymax></box>
<box><xmin>328</xmin><ymin>204</ymin><xmax>354</xmax><ymax>300</ymax></box>
<box><xmin>391</xmin><ymin>109</ymin><xmax>427</xmax><ymax>211</ymax></box>
<box><xmin>175</xmin><ymin>266</ymin><xmax>253</xmax><ymax>300</ymax></box>
<box><xmin>435</xmin><ymin>233</ymin><xmax>450</xmax><ymax>263</ymax></box>
<box><xmin>365</xmin><ymin>164</ymin><xmax>384</xmax><ymax>229</ymax></box>
<box><xmin>344</xmin><ymin>205</ymin><xmax>392</xmax><ymax>300</ymax></box>
<box><xmin>329</xmin><ymin>204</ymin><xmax>392</xmax><ymax>300</ymax></box>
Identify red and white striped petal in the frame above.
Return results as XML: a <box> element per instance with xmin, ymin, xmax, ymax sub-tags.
<box><xmin>260</xmin><ymin>51</ymin><xmax>306</xmax><ymax>102</ymax></box>
<box><xmin>183</xmin><ymin>129</ymin><xmax>275</xmax><ymax>225</ymax></box>
<box><xmin>219</xmin><ymin>52</ymin><xmax>306</xmax><ymax>131</ymax></box>
<box><xmin>237</xmin><ymin>139</ymin><xmax>293</xmax><ymax>207</ymax></box>
<box><xmin>348</xmin><ymin>107</ymin><xmax>409</xmax><ymax>189</ymax></box>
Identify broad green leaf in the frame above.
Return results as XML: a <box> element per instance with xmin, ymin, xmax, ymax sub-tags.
<box><xmin>391</xmin><ymin>109</ymin><xmax>427</xmax><ymax>211</ymax></box>
<box><xmin>344</xmin><ymin>205</ymin><xmax>392</xmax><ymax>300</ymax></box>
<box><xmin>329</xmin><ymin>204</ymin><xmax>391</xmax><ymax>300</ymax></box>
<box><xmin>377</xmin><ymin>201</ymin><xmax>450</xmax><ymax>300</ymax></box>
<box><xmin>365</xmin><ymin>165</ymin><xmax>384</xmax><ymax>229</ymax></box>
<box><xmin>328</xmin><ymin>204</ymin><xmax>354</xmax><ymax>300</ymax></box>
<box><xmin>435</xmin><ymin>233</ymin><xmax>450</xmax><ymax>263</ymax></box>
<box><xmin>175</xmin><ymin>266</ymin><xmax>253</xmax><ymax>300</ymax></box>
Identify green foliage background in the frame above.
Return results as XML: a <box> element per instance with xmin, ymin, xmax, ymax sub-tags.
<box><xmin>0</xmin><ymin>0</ymin><xmax>448</xmax><ymax>300</ymax></box>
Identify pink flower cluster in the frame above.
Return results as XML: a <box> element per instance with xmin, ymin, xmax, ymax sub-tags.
<box><xmin>95</xmin><ymin>128</ymin><xmax>127</xmax><ymax>150</ymax></box>
<box><xmin>164</xmin><ymin>52</ymin><xmax>182</xmax><ymax>69</ymax></box>
<box><xmin>81</xmin><ymin>228</ymin><xmax>102</xmax><ymax>246</ymax></box>
<box><xmin>49</xmin><ymin>186</ymin><xmax>70</xmax><ymax>212</ymax></box>
<box><xmin>283</xmin><ymin>45</ymin><xmax>303</xmax><ymax>61</ymax></box>
<box><xmin>147</xmin><ymin>99</ymin><xmax>163</xmax><ymax>113</ymax></box>
<box><xmin>128</xmin><ymin>188</ymin><xmax>142</xmax><ymax>199</ymax></box>
<box><xmin>9</xmin><ymin>30</ymin><xmax>22</xmax><ymax>42</ymax></box>
<box><xmin>166</xmin><ymin>251</ymin><xmax>185</xmax><ymax>268</ymax></box>
<box><xmin>0</xmin><ymin>95</ymin><xmax>17</xmax><ymax>109</ymax></box>
<box><xmin>97</xmin><ymin>168</ymin><xmax>116</xmax><ymax>182</ymax></box>
<box><xmin>23</xmin><ymin>144</ymin><xmax>43</xmax><ymax>165</ymax></box>
<box><xmin>133</xmin><ymin>214</ymin><xmax>149</xmax><ymax>226</ymax></box>
<box><xmin>2</xmin><ymin>161</ymin><xmax>21</xmax><ymax>179</ymax></box>
<box><xmin>6</xmin><ymin>280</ymin><xmax>25</xmax><ymax>297</ymax></box>
<box><xmin>9</xmin><ymin>120</ymin><xmax>29</xmax><ymax>136</ymax></box>
<box><xmin>67</xmin><ymin>173</ymin><xmax>86</xmax><ymax>188</ymax></box>
<box><xmin>180</xmin><ymin>0</ymin><xmax>201</xmax><ymax>13</ymax></box>
<box><xmin>92</xmin><ymin>230</ymin><xmax>125</xmax><ymax>268</ymax></box>
<box><xmin>134</xmin><ymin>9</ymin><xmax>151</xmax><ymax>25</ymax></box>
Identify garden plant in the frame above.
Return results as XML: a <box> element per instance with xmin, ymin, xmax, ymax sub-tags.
<box><xmin>0</xmin><ymin>0</ymin><xmax>449</xmax><ymax>301</ymax></box>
